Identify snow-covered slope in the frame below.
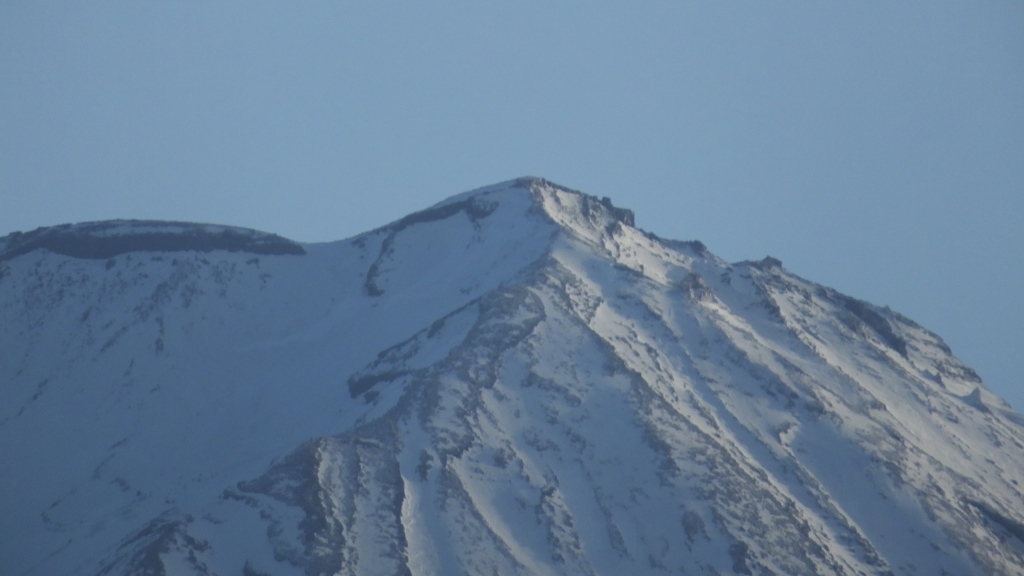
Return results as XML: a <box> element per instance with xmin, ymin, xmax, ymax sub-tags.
<box><xmin>2</xmin><ymin>178</ymin><xmax>1023</xmax><ymax>575</ymax></box>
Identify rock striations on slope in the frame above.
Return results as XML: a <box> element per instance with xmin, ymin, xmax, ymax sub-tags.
<box><xmin>1</xmin><ymin>178</ymin><xmax>1023</xmax><ymax>576</ymax></box>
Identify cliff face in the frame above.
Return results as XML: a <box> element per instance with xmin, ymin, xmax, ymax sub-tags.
<box><xmin>2</xmin><ymin>178</ymin><xmax>1022</xmax><ymax>576</ymax></box>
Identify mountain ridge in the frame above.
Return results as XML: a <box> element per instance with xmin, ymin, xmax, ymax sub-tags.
<box><xmin>0</xmin><ymin>220</ymin><xmax>307</xmax><ymax>262</ymax></box>
<box><xmin>2</xmin><ymin>178</ymin><xmax>1022</xmax><ymax>575</ymax></box>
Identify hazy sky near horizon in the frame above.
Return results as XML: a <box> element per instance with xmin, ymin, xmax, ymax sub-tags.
<box><xmin>2</xmin><ymin>2</ymin><xmax>1022</xmax><ymax>408</ymax></box>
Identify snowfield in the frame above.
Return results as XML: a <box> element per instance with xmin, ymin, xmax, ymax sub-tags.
<box><xmin>1</xmin><ymin>177</ymin><xmax>1023</xmax><ymax>575</ymax></box>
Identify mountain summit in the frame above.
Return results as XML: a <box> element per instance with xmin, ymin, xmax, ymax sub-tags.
<box><xmin>2</xmin><ymin>178</ymin><xmax>1023</xmax><ymax>575</ymax></box>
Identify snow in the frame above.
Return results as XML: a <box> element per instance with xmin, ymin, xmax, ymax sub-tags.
<box><xmin>3</xmin><ymin>178</ymin><xmax>1024</xmax><ymax>575</ymax></box>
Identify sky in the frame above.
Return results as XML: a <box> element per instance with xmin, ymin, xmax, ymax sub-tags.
<box><xmin>1</xmin><ymin>2</ymin><xmax>1022</xmax><ymax>408</ymax></box>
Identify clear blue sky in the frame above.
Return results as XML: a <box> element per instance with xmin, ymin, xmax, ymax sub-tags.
<box><xmin>2</xmin><ymin>2</ymin><xmax>1022</xmax><ymax>408</ymax></box>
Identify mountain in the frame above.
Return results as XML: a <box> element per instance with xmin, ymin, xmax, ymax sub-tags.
<box><xmin>2</xmin><ymin>177</ymin><xmax>1023</xmax><ymax>576</ymax></box>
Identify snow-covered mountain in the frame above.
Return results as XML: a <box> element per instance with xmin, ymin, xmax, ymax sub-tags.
<box><xmin>2</xmin><ymin>177</ymin><xmax>1023</xmax><ymax>576</ymax></box>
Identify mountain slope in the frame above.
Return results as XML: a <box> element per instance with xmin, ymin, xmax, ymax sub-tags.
<box><xmin>2</xmin><ymin>178</ymin><xmax>1022</xmax><ymax>575</ymax></box>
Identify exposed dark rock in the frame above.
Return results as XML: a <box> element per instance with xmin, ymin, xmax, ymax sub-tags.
<box><xmin>0</xmin><ymin>221</ymin><xmax>305</xmax><ymax>262</ymax></box>
<box><xmin>749</xmin><ymin>256</ymin><xmax>783</xmax><ymax>270</ymax></box>
<box><xmin>600</xmin><ymin>196</ymin><xmax>636</xmax><ymax>226</ymax></box>
<box><xmin>969</xmin><ymin>500</ymin><xmax>1024</xmax><ymax>545</ymax></box>
<box><xmin>679</xmin><ymin>271</ymin><xmax>714</xmax><ymax>302</ymax></box>
<box><xmin>836</xmin><ymin>294</ymin><xmax>908</xmax><ymax>357</ymax></box>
